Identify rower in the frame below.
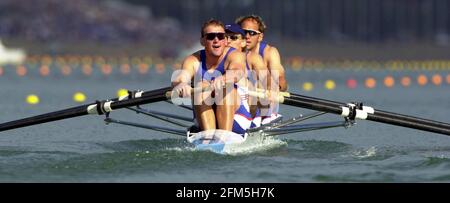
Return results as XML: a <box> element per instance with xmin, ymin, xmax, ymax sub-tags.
<box><xmin>172</xmin><ymin>19</ymin><xmax>252</xmax><ymax>136</ymax></box>
<box><xmin>224</xmin><ymin>23</ymin><xmax>269</xmax><ymax>129</ymax></box>
<box><xmin>236</xmin><ymin>15</ymin><xmax>288</xmax><ymax>125</ymax></box>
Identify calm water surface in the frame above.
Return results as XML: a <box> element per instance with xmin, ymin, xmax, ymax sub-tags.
<box><xmin>0</xmin><ymin>67</ymin><xmax>449</xmax><ymax>182</ymax></box>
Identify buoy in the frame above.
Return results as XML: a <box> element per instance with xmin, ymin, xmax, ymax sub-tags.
<box><xmin>324</xmin><ymin>80</ymin><xmax>336</xmax><ymax>90</ymax></box>
<box><xmin>346</xmin><ymin>78</ymin><xmax>357</xmax><ymax>89</ymax></box>
<box><xmin>400</xmin><ymin>76</ymin><xmax>411</xmax><ymax>87</ymax></box>
<box><xmin>417</xmin><ymin>74</ymin><xmax>428</xmax><ymax>86</ymax></box>
<box><xmin>365</xmin><ymin>77</ymin><xmax>376</xmax><ymax>88</ymax></box>
<box><xmin>302</xmin><ymin>82</ymin><xmax>314</xmax><ymax>91</ymax></box>
<box><xmin>431</xmin><ymin>74</ymin><xmax>442</xmax><ymax>86</ymax></box>
<box><xmin>117</xmin><ymin>88</ymin><xmax>129</xmax><ymax>97</ymax></box>
<box><xmin>73</xmin><ymin>92</ymin><xmax>86</xmax><ymax>103</ymax></box>
<box><xmin>384</xmin><ymin>76</ymin><xmax>395</xmax><ymax>88</ymax></box>
<box><xmin>26</xmin><ymin>94</ymin><xmax>39</xmax><ymax>105</ymax></box>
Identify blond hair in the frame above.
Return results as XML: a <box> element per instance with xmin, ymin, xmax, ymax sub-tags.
<box><xmin>235</xmin><ymin>14</ymin><xmax>267</xmax><ymax>33</ymax></box>
<box><xmin>201</xmin><ymin>19</ymin><xmax>225</xmax><ymax>37</ymax></box>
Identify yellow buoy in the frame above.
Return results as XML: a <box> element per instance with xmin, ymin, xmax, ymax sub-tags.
<box><xmin>302</xmin><ymin>82</ymin><xmax>314</xmax><ymax>91</ymax></box>
<box><xmin>26</xmin><ymin>94</ymin><xmax>40</xmax><ymax>105</ymax></box>
<box><xmin>73</xmin><ymin>92</ymin><xmax>86</xmax><ymax>103</ymax></box>
<box><xmin>324</xmin><ymin>80</ymin><xmax>336</xmax><ymax>90</ymax></box>
<box><xmin>117</xmin><ymin>88</ymin><xmax>129</xmax><ymax>97</ymax></box>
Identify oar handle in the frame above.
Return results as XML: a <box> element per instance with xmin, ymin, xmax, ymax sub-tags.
<box><xmin>165</xmin><ymin>82</ymin><xmax>237</xmax><ymax>99</ymax></box>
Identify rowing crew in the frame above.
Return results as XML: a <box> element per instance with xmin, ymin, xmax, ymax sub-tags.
<box><xmin>171</xmin><ymin>16</ymin><xmax>288</xmax><ymax>136</ymax></box>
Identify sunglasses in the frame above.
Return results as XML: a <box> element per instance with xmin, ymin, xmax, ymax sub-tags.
<box><xmin>203</xmin><ymin>32</ymin><xmax>226</xmax><ymax>40</ymax></box>
<box><xmin>227</xmin><ymin>35</ymin><xmax>241</xmax><ymax>41</ymax></box>
<box><xmin>243</xmin><ymin>29</ymin><xmax>261</xmax><ymax>36</ymax></box>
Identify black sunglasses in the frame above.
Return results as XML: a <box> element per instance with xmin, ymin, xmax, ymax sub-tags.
<box><xmin>203</xmin><ymin>33</ymin><xmax>226</xmax><ymax>40</ymax></box>
<box><xmin>227</xmin><ymin>35</ymin><xmax>241</xmax><ymax>41</ymax></box>
<box><xmin>243</xmin><ymin>29</ymin><xmax>261</xmax><ymax>36</ymax></box>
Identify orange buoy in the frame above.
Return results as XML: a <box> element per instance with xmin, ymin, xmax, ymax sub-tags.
<box><xmin>417</xmin><ymin>74</ymin><xmax>428</xmax><ymax>86</ymax></box>
<box><xmin>61</xmin><ymin>65</ymin><xmax>72</xmax><ymax>76</ymax></box>
<box><xmin>431</xmin><ymin>74</ymin><xmax>442</xmax><ymax>86</ymax></box>
<box><xmin>365</xmin><ymin>77</ymin><xmax>376</xmax><ymax>88</ymax></box>
<box><xmin>155</xmin><ymin>63</ymin><xmax>165</xmax><ymax>74</ymax></box>
<box><xmin>400</xmin><ymin>76</ymin><xmax>411</xmax><ymax>87</ymax></box>
<box><xmin>101</xmin><ymin>64</ymin><xmax>112</xmax><ymax>76</ymax></box>
<box><xmin>82</xmin><ymin>64</ymin><xmax>92</xmax><ymax>76</ymax></box>
<box><xmin>384</xmin><ymin>76</ymin><xmax>395</xmax><ymax>88</ymax></box>
<box><xmin>138</xmin><ymin>63</ymin><xmax>149</xmax><ymax>74</ymax></box>
<box><xmin>120</xmin><ymin>64</ymin><xmax>131</xmax><ymax>75</ymax></box>
<box><xmin>39</xmin><ymin>65</ymin><xmax>50</xmax><ymax>77</ymax></box>
<box><xmin>16</xmin><ymin>65</ymin><xmax>27</xmax><ymax>76</ymax></box>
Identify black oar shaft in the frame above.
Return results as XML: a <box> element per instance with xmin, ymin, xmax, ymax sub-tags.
<box><xmin>366</xmin><ymin>113</ymin><xmax>450</xmax><ymax>135</ymax></box>
<box><xmin>284</xmin><ymin>93</ymin><xmax>450</xmax><ymax>136</ymax></box>
<box><xmin>0</xmin><ymin>86</ymin><xmax>173</xmax><ymax>132</ymax></box>
<box><xmin>0</xmin><ymin>105</ymin><xmax>90</xmax><ymax>132</ymax></box>
<box><xmin>283</xmin><ymin>97</ymin><xmax>342</xmax><ymax>114</ymax></box>
<box><xmin>289</xmin><ymin>93</ymin><xmax>450</xmax><ymax>130</ymax></box>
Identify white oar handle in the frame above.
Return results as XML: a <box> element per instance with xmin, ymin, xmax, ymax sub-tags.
<box><xmin>247</xmin><ymin>90</ymin><xmax>288</xmax><ymax>103</ymax></box>
<box><xmin>165</xmin><ymin>82</ymin><xmax>236</xmax><ymax>99</ymax></box>
<box><xmin>255</xmin><ymin>88</ymin><xmax>290</xmax><ymax>97</ymax></box>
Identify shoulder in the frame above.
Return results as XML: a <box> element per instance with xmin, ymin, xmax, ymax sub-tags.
<box><xmin>247</xmin><ymin>52</ymin><xmax>266</xmax><ymax>70</ymax></box>
<box><xmin>182</xmin><ymin>51</ymin><xmax>201</xmax><ymax>64</ymax></box>
<box><xmin>247</xmin><ymin>51</ymin><xmax>263</xmax><ymax>61</ymax></box>
<box><xmin>247</xmin><ymin>52</ymin><xmax>264</xmax><ymax>64</ymax></box>
<box><xmin>181</xmin><ymin>51</ymin><xmax>201</xmax><ymax>70</ymax></box>
<box><xmin>227</xmin><ymin>48</ymin><xmax>246</xmax><ymax>62</ymax></box>
<box><xmin>264</xmin><ymin>44</ymin><xmax>280</xmax><ymax>57</ymax></box>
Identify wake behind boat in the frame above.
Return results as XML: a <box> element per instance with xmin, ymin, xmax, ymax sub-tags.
<box><xmin>0</xmin><ymin>86</ymin><xmax>450</xmax><ymax>154</ymax></box>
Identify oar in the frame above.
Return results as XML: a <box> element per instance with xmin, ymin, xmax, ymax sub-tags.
<box><xmin>249</xmin><ymin>90</ymin><xmax>450</xmax><ymax>136</ymax></box>
<box><xmin>255</xmin><ymin>88</ymin><xmax>450</xmax><ymax>129</ymax></box>
<box><xmin>0</xmin><ymin>86</ymin><xmax>173</xmax><ymax>132</ymax></box>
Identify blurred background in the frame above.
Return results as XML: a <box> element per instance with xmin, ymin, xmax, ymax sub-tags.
<box><xmin>1</xmin><ymin>0</ymin><xmax>450</xmax><ymax>61</ymax></box>
<box><xmin>0</xmin><ymin>0</ymin><xmax>449</xmax><ymax>93</ymax></box>
<box><xmin>1</xmin><ymin>0</ymin><xmax>450</xmax><ymax>183</ymax></box>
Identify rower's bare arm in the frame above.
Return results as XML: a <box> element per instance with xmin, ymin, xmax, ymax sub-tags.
<box><xmin>223</xmin><ymin>51</ymin><xmax>246</xmax><ymax>83</ymax></box>
<box><xmin>267</xmin><ymin>47</ymin><xmax>288</xmax><ymax>91</ymax></box>
<box><xmin>172</xmin><ymin>54</ymin><xmax>197</xmax><ymax>87</ymax></box>
<box><xmin>249</xmin><ymin>52</ymin><xmax>270</xmax><ymax>90</ymax></box>
<box><xmin>171</xmin><ymin>54</ymin><xmax>198</xmax><ymax>97</ymax></box>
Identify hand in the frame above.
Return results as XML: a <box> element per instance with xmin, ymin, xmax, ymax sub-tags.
<box><xmin>267</xmin><ymin>89</ymin><xmax>279</xmax><ymax>103</ymax></box>
<box><xmin>173</xmin><ymin>83</ymin><xmax>192</xmax><ymax>98</ymax></box>
<box><xmin>211</xmin><ymin>77</ymin><xmax>226</xmax><ymax>91</ymax></box>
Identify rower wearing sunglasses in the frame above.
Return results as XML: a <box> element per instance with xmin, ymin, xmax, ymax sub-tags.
<box><xmin>236</xmin><ymin>15</ymin><xmax>288</xmax><ymax>125</ymax></box>
<box><xmin>224</xmin><ymin>23</ymin><xmax>270</xmax><ymax>129</ymax></box>
<box><xmin>172</xmin><ymin>19</ymin><xmax>254</xmax><ymax>136</ymax></box>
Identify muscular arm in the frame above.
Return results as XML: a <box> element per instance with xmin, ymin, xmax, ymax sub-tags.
<box><xmin>222</xmin><ymin>51</ymin><xmax>246</xmax><ymax>84</ymax></box>
<box><xmin>171</xmin><ymin>53</ymin><xmax>198</xmax><ymax>88</ymax></box>
<box><xmin>248</xmin><ymin>52</ymin><xmax>270</xmax><ymax>90</ymax></box>
<box><xmin>267</xmin><ymin>46</ymin><xmax>288</xmax><ymax>91</ymax></box>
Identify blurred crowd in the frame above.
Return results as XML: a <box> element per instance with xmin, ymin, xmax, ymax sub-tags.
<box><xmin>0</xmin><ymin>0</ymin><xmax>182</xmax><ymax>44</ymax></box>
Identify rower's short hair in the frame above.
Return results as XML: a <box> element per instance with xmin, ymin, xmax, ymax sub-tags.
<box><xmin>201</xmin><ymin>19</ymin><xmax>225</xmax><ymax>37</ymax></box>
<box><xmin>235</xmin><ymin>14</ymin><xmax>267</xmax><ymax>33</ymax></box>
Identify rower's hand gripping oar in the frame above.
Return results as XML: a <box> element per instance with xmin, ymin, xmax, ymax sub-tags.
<box><xmin>249</xmin><ymin>90</ymin><xmax>450</xmax><ymax>136</ymax></box>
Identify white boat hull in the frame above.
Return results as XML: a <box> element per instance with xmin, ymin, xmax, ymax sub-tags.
<box><xmin>187</xmin><ymin>129</ymin><xmax>248</xmax><ymax>154</ymax></box>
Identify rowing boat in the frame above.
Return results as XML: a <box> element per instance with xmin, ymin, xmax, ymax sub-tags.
<box><xmin>0</xmin><ymin>86</ymin><xmax>449</xmax><ymax>154</ymax></box>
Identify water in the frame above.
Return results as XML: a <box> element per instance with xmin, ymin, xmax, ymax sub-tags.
<box><xmin>0</xmin><ymin>67</ymin><xmax>449</xmax><ymax>182</ymax></box>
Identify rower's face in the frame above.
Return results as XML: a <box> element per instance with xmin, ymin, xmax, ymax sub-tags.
<box><xmin>240</xmin><ymin>19</ymin><xmax>263</xmax><ymax>51</ymax></box>
<box><xmin>201</xmin><ymin>25</ymin><xmax>227</xmax><ymax>57</ymax></box>
<box><xmin>226</xmin><ymin>33</ymin><xmax>245</xmax><ymax>51</ymax></box>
